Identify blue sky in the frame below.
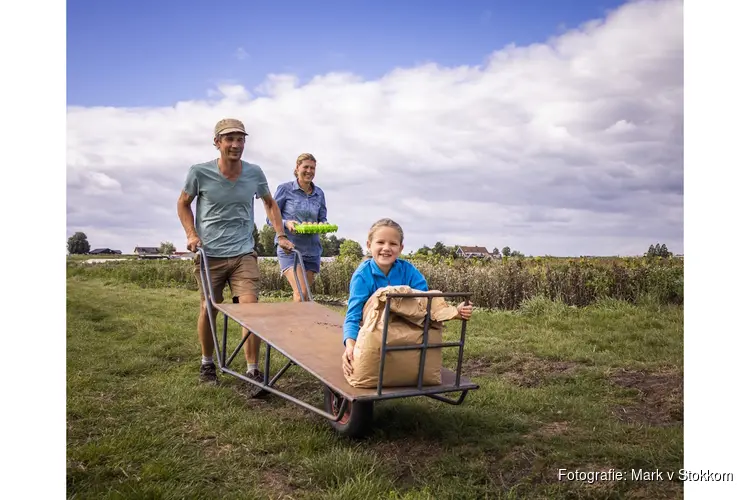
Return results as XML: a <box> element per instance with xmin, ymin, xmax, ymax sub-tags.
<box><xmin>66</xmin><ymin>0</ymin><xmax>684</xmax><ymax>257</ymax></box>
<box><xmin>67</xmin><ymin>0</ymin><xmax>628</xmax><ymax>107</ymax></box>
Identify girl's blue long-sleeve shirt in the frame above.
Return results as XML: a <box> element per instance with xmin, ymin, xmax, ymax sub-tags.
<box><xmin>343</xmin><ymin>258</ymin><xmax>428</xmax><ymax>344</ymax></box>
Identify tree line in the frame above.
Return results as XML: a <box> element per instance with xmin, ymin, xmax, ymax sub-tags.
<box><xmin>67</xmin><ymin>231</ymin><xmax>676</xmax><ymax>260</ymax></box>
<box><xmin>252</xmin><ymin>224</ymin><xmax>363</xmax><ymax>258</ymax></box>
<box><xmin>414</xmin><ymin>242</ymin><xmax>525</xmax><ymax>258</ymax></box>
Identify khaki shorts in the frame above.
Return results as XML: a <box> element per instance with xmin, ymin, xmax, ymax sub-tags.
<box><xmin>194</xmin><ymin>252</ymin><xmax>260</xmax><ymax>303</ymax></box>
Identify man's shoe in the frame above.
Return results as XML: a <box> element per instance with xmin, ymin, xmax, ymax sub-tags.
<box><xmin>244</xmin><ymin>368</ymin><xmax>269</xmax><ymax>398</ymax></box>
<box><xmin>199</xmin><ymin>362</ymin><xmax>218</xmax><ymax>384</ymax></box>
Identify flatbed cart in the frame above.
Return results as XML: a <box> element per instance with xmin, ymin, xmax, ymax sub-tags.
<box><xmin>196</xmin><ymin>247</ymin><xmax>480</xmax><ymax>438</ymax></box>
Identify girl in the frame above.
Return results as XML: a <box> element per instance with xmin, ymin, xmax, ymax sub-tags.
<box><xmin>341</xmin><ymin>218</ymin><xmax>473</xmax><ymax>376</ymax></box>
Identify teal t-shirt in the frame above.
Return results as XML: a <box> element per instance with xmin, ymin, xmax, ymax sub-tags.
<box><xmin>183</xmin><ymin>159</ymin><xmax>271</xmax><ymax>258</ymax></box>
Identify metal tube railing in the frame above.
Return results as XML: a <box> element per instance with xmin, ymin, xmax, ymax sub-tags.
<box><xmin>375</xmin><ymin>292</ymin><xmax>472</xmax><ymax>396</ymax></box>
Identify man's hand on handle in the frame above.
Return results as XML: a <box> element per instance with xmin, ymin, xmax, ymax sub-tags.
<box><xmin>277</xmin><ymin>235</ymin><xmax>295</xmax><ymax>253</ymax></box>
<box><xmin>187</xmin><ymin>233</ymin><xmax>202</xmax><ymax>252</ymax></box>
<box><xmin>342</xmin><ymin>339</ymin><xmax>355</xmax><ymax>376</ymax></box>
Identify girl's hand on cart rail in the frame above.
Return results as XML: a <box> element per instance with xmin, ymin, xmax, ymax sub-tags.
<box><xmin>456</xmin><ymin>301</ymin><xmax>473</xmax><ymax>321</ymax></box>
<box><xmin>342</xmin><ymin>339</ymin><xmax>356</xmax><ymax>376</ymax></box>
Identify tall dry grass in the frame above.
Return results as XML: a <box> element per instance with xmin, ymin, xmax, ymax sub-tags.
<box><xmin>67</xmin><ymin>255</ymin><xmax>683</xmax><ymax>309</ymax></box>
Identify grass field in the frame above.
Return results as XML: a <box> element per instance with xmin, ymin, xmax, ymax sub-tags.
<box><xmin>67</xmin><ymin>276</ymin><xmax>684</xmax><ymax>499</ymax></box>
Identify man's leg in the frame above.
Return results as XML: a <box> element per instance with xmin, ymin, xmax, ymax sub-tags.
<box><xmin>198</xmin><ymin>294</ymin><xmax>221</xmax><ymax>357</ymax></box>
<box><xmin>228</xmin><ymin>253</ymin><xmax>263</xmax><ymax>378</ymax></box>
<box><xmin>194</xmin><ymin>257</ymin><xmax>227</xmax><ymax>383</ymax></box>
<box><xmin>236</xmin><ymin>292</ymin><xmax>260</xmax><ymax>365</ymax></box>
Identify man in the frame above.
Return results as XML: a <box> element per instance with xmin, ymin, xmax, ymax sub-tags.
<box><xmin>177</xmin><ymin>118</ymin><xmax>294</xmax><ymax>386</ymax></box>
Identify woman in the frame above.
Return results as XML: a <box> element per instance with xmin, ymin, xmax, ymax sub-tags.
<box><xmin>270</xmin><ymin>153</ymin><xmax>328</xmax><ymax>301</ymax></box>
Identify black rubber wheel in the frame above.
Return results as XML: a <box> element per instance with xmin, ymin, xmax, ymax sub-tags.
<box><xmin>323</xmin><ymin>386</ymin><xmax>374</xmax><ymax>439</ymax></box>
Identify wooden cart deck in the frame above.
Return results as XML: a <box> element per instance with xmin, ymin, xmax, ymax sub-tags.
<box><xmin>213</xmin><ymin>301</ymin><xmax>478</xmax><ymax>402</ymax></box>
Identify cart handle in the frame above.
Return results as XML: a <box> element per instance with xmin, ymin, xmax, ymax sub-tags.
<box><xmin>195</xmin><ymin>246</ymin><xmax>313</xmax><ymax>305</ymax></box>
<box><xmin>290</xmin><ymin>248</ymin><xmax>313</xmax><ymax>302</ymax></box>
<box><xmin>195</xmin><ymin>246</ymin><xmax>217</xmax><ymax>306</ymax></box>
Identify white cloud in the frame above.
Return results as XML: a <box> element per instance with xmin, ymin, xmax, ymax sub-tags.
<box><xmin>66</xmin><ymin>0</ymin><xmax>683</xmax><ymax>256</ymax></box>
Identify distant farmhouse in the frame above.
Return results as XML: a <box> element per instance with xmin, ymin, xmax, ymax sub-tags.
<box><xmin>456</xmin><ymin>246</ymin><xmax>493</xmax><ymax>259</ymax></box>
<box><xmin>133</xmin><ymin>246</ymin><xmax>167</xmax><ymax>260</ymax></box>
<box><xmin>133</xmin><ymin>246</ymin><xmax>160</xmax><ymax>255</ymax></box>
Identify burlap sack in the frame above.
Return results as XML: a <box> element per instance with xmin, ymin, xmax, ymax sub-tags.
<box><xmin>345</xmin><ymin>286</ymin><xmax>460</xmax><ymax>388</ymax></box>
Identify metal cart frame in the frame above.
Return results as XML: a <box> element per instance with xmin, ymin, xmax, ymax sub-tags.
<box><xmin>196</xmin><ymin>247</ymin><xmax>479</xmax><ymax>437</ymax></box>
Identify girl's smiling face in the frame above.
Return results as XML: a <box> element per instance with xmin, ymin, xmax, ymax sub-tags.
<box><xmin>367</xmin><ymin>226</ymin><xmax>404</xmax><ymax>270</ymax></box>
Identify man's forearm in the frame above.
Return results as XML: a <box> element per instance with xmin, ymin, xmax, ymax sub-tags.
<box><xmin>177</xmin><ymin>203</ymin><xmax>198</xmax><ymax>237</ymax></box>
<box><xmin>264</xmin><ymin>200</ymin><xmax>285</xmax><ymax>236</ymax></box>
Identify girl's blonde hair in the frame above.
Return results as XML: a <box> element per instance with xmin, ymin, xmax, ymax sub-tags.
<box><xmin>368</xmin><ymin>218</ymin><xmax>404</xmax><ymax>244</ymax></box>
<box><xmin>294</xmin><ymin>153</ymin><xmax>317</xmax><ymax>178</ymax></box>
<box><xmin>362</xmin><ymin>218</ymin><xmax>405</xmax><ymax>261</ymax></box>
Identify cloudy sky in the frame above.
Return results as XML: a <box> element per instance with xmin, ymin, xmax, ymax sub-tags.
<box><xmin>66</xmin><ymin>0</ymin><xmax>683</xmax><ymax>256</ymax></box>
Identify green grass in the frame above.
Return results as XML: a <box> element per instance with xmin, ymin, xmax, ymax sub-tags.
<box><xmin>67</xmin><ymin>276</ymin><xmax>684</xmax><ymax>499</ymax></box>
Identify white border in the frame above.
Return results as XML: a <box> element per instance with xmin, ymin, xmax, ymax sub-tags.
<box><xmin>684</xmin><ymin>0</ymin><xmax>748</xmax><ymax>497</ymax></box>
<box><xmin>1</xmin><ymin>0</ymin><xmax>66</xmax><ymax>497</ymax></box>
<box><xmin>3</xmin><ymin>0</ymin><xmax>748</xmax><ymax>498</ymax></box>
